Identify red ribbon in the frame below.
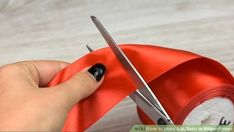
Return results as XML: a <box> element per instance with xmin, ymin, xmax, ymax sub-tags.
<box><xmin>48</xmin><ymin>44</ymin><xmax>234</xmax><ymax>131</ymax></box>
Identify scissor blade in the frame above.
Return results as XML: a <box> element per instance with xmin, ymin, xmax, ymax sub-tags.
<box><xmin>91</xmin><ymin>16</ymin><xmax>173</xmax><ymax>124</ymax></box>
<box><xmin>86</xmin><ymin>44</ymin><xmax>93</xmax><ymax>52</ymax></box>
<box><xmin>90</xmin><ymin>16</ymin><xmax>154</xmax><ymax>100</ymax></box>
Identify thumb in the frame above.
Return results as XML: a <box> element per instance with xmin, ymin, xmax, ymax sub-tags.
<box><xmin>50</xmin><ymin>63</ymin><xmax>106</xmax><ymax>109</ymax></box>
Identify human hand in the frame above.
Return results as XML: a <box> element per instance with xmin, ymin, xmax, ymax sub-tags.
<box><xmin>0</xmin><ymin>60</ymin><xmax>105</xmax><ymax>131</ymax></box>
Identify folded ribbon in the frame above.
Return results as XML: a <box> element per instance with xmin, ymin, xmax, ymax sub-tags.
<box><xmin>48</xmin><ymin>44</ymin><xmax>234</xmax><ymax>131</ymax></box>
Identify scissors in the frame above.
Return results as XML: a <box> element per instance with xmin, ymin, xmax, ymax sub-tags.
<box><xmin>87</xmin><ymin>16</ymin><xmax>174</xmax><ymax>125</ymax></box>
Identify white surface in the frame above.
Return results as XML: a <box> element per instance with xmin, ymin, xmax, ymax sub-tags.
<box><xmin>0</xmin><ymin>0</ymin><xmax>233</xmax><ymax>131</ymax></box>
<box><xmin>183</xmin><ymin>97</ymin><xmax>234</xmax><ymax>125</ymax></box>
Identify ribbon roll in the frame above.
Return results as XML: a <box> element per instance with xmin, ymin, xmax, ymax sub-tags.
<box><xmin>48</xmin><ymin>44</ymin><xmax>234</xmax><ymax>131</ymax></box>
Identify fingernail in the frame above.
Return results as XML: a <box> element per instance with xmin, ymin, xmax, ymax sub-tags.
<box><xmin>88</xmin><ymin>63</ymin><xmax>106</xmax><ymax>81</ymax></box>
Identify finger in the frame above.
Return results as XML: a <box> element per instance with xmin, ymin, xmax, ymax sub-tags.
<box><xmin>5</xmin><ymin>60</ymin><xmax>69</xmax><ymax>87</ymax></box>
<box><xmin>49</xmin><ymin>63</ymin><xmax>106</xmax><ymax>109</ymax></box>
<box><xmin>23</xmin><ymin>60</ymin><xmax>69</xmax><ymax>86</ymax></box>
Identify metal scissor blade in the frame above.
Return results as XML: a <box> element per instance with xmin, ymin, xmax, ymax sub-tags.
<box><xmin>129</xmin><ymin>90</ymin><xmax>172</xmax><ymax>125</ymax></box>
<box><xmin>90</xmin><ymin>16</ymin><xmax>173</xmax><ymax>124</ymax></box>
<box><xmin>90</xmin><ymin>16</ymin><xmax>157</xmax><ymax>105</ymax></box>
<box><xmin>86</xmin><ymin>44</ymin><xmax>94</xmax><ymax>52</ymax></box>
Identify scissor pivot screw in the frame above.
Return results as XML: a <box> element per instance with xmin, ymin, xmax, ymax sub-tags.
<box><xmin>157</xmin><ymin>118</ymin><xmax>166</xmax><ymax>125</ymax></box>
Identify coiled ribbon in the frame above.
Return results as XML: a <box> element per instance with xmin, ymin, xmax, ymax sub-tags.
<box><xmin>48</xmin><ymin>44</ymin><xmax>234</xmax><ymax>131</ymax></box>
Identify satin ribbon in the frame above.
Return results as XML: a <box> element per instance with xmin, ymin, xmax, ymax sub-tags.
<box><xmin>48</xmin><ymin>44</ymin><xmax>234</xmax><ymax>131</ymax></box>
